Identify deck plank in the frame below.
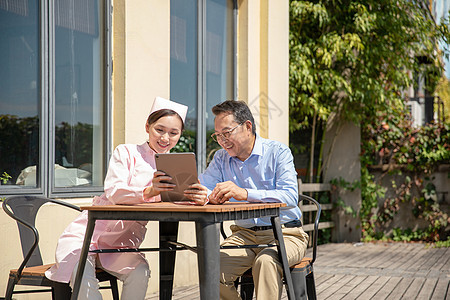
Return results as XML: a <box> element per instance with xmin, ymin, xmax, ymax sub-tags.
<box><xmin>416</xmin><ymin>278</ymin><xmax>439</xmax><ymax>300</ymax></box>
<box><xmin>377</xmin><ymin>243</ymin><xmax>415</xmax><ymax>269</ymax></box>
<box><xmin>145</xmin><ymin>242</ymin><xmax>449</xmax><ymax>300</ymax></box>
<box><xmin>316</xmin><ymin>274</ymin><xmax>347</xmax><ymax>296</ymax></box>
<box><xmin>339</xmin><ymin>275</ymin><xmax>379</xmax><ymax>300</ymax></box>
<box><xmin>364</xmin><ymin>243</ymin><xmax>403</xmax><ymax>268</ymax></box>
<box><xmin>316</xmin><ymin>275</ymin><xmax>356</xmax><ymax>299</ymax></box>
<box><xmin>315</xmin><ymin>273</ymin><xmax>335</xmax><ymax>287</ymax></box>
<box><xmin>433</xmin><ymin>248</ymin><xmax>450</xmax><ymax>271</ymax></box>
<box><xmin>419</xmin><ymin>247</ymin><xmax>446</xmax><ymax>270</ymax></box>
<box><xmin>337</xmin><ymin>244</ymin><xmax>383</xmax><ymax>268</ymax></box>
<box><xmin>385</xmin><ymin>277</ymin><xmax>415</xmax><ymax>300</ymax></box>
<box><xmin>325</xmin><ymin>275</ymin><xmax>367</xmax><ymax>300</ymax></box>
<box><xmin>400</xmin><ymin>277</ymin><xmax>426</xmax><ymax>299</ymax></box>
<box><xmin>371</xmin><ymin>276</ymin><xmax>403</xmax><ymax>299</ymax></box>
<box><xmin>355</xmin><ymin>276</ymin><xmax>391</xmax><ymax>299</ymax></box>
<box><xmin>388</xmin><ymin>243</ymin><xmax>424</xmax><ymax>270</ymax></box>
<box><xmin>430</xmin><ymin>278</ymin><xmax>450</xmax><ymax>300</ymax></box>
<box><xmin>406</xmin><ymin>246</ymin><xmax>437</xmax><ymax>271</ymax></box>
<box><xmin>316</xmin><ymin>244</ymin><xmax>355</xmax><ymax>266</ymax></box>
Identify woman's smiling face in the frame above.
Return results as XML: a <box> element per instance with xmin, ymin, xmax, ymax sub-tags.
<box><xmin>146</xmin><ymin>115</ymin><xmax>183</xmax><ymax>153</ymax></box>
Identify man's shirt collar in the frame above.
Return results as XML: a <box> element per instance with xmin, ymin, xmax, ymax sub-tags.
<box><xmin>251</xmin><ymin>134</ymin><xmax>263</xmax><ymax>157</ymax></box>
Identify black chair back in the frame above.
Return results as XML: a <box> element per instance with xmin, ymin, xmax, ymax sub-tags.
<box><xmin>299</xmin><ymin>194</ymin><xmax>321</xmax><ymax>264</ymax></box>
<box><xmin>3</xmin><ymin>196</ymin><xmax>81</xmax><ymax>274</ymax></box>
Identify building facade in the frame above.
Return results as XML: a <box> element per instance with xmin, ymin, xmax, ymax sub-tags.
<box><xmin>0</xmin><ymin>0</ymin><xmax>291</xmax><ymax>297</ymax></box>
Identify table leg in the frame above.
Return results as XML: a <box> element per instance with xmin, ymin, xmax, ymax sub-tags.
<box><xmin>159</xmin><ymin>221</ymin><xmax>179</xmax><ymax>300</ymax></box>
<box><xmin>271</xmin><ymin>216</ymin><xmax>295</xmax><ymax>300</ymax></box>
<box><xmin>71</xmin><ymin>215</ymin><xmax>96</xmax><ymax>300</ymax></box>
<box><xmin>195</xmin><ymin>221</ymin><xmax>220</xmax><ymax>300</ymax></box>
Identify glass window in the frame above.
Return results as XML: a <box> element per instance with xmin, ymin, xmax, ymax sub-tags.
<box><xmin>205</xmin><ymin>0</ymin><xmax>234</xmax><ymax>164</ymax></box>
<box><xmin>170</xmin><ymin>0</ymin><xmax>198</xmax><ymax>154</ymax></box>
<box><xmin>170</xmin><ymin>0</ymin><xmax>235</xmax><ymax>170</ymax></box>
<box><xmin>54</xmin><ymin>0</ymin><xmax>105</xmax><ymax>189</ymax></box>
<box><xmin>0</xmin><ymin>1</ymin><xmax>40</xmax><ymax>189</ymax></box>
<box><xmin>0</xmin><ymin>0</ymin><xmax>109</xmax><ymax>196</ymax></box>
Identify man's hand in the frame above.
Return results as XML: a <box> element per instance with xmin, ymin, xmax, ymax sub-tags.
<box><xmin>208</xmin><ymin>181</ymin><xmax>248</xmax><ymax>204</ymax></box>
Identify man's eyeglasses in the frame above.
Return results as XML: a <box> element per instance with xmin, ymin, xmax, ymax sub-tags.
<box><xmin>211</xmin><ymin>123</ymin><xmax>243</xmax><ymax>142</ymax></box>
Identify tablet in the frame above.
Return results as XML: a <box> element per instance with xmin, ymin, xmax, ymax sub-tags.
<box><xmin>154</xmin><ymin>152</ymin><xmax>198</xmax><ymax>202</ymax></box>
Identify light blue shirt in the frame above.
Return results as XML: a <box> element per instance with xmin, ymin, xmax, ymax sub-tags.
<box><xmin>199</xmin><ymin>134</ymin><xmax>302</xmax><ymax>227</ymax></box>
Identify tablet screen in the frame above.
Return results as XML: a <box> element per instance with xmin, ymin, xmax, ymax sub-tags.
<box><xmin>154</xmin><ymin>152</ymin><xmax>198</xmax><ymax>202</ymax></box>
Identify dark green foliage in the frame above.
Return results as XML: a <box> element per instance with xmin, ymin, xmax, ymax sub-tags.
<box><xmin>55</xmin><ymin>121</ymin><xmax>94</xmax><ymax>168</ymax></box>
<box><xmin>290</xmin><ymin>0</ymin><xmax>448</xmax><ymax>131</ymax></box>
<box><xmin>361</xmin><ymin>112</ymin><xmax>449</xmax><ymax>241</ymax></box>
<box><xmin>363</xmin><ymin>110</ymin><xmax>450</xmax><ymax>173</ymax></box>
<box><xmin>0</xmin><ymin>115</ymin><xmax>39</xmax><ymax>181</ymax></box>
<box><xmin>171</xmin><ymin>128</ymin><xmax>221</xmax><ymax>166</ymax></box>
<box><xmin>171</xmin><ymin>131</ymin><xmax>196</xmax><ymax>153</ymax></box>
<box><xmin>0</xmin><ymin>115</ymin><xmax>95</xmax><ymax>184</ymax></box>
<box><xmin>290</xmin><ymin>1</ymin><xmax>450</xmax><ymax>242</ymax></box>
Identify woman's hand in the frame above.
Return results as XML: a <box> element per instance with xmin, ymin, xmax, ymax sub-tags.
<box><xmin>144</xmin><ymin>171</ymin><xmax>175</xmax><ymax>199</ymax></box>
<box><xmin>184</xmin><ymin>181</ymin><xmax>208</xmax><ymax>205</ymax></box>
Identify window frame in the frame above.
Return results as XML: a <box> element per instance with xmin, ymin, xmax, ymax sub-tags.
<box><xmin>195</xmin><ymin>0</ymin><xmax>238</xmax><ymax>172</ymax></box>
<box><xmin>0</xmin><ymin>0</ymin><xmax>112</xmax><ymax>198</ymax></box>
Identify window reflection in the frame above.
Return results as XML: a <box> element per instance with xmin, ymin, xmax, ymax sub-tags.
<box><xmin>0</xmin><ymin>0</ymin><xmax>106</xmax><ymax>190</ymax></box>
<box><xmin>0</xmin><ymin>0</ymin><xmax>39</xmax><ymax>187</ymax></box>
<box><xmin>205</xmin><ymin>0</ymin><xmax>234</xmax><ymax>164</ymax></box>
<box><xmin>170</xmin><ymin>0</ymin><xmax>198</xmax><ymax>156</ymax></box>
<box><xmin>54</xmin><ymin>0</ymin><xmax>104</xmax><ymax>188</ymax></box>
<box><xmin>170</xmin><ymin>0</ymin><xmax>234</xmax><ymax>166</ymax></box>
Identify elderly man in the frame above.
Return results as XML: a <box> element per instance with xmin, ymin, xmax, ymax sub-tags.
<box><xmin>199</xmin><ymin>100</ymin><xmax>309</xmax><ymax>300</ymax></box>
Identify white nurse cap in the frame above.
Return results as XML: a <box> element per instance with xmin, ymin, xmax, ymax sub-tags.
<box><xmin>150</xmin><ymin>96</ymin><xmax>188</xmax><ymax>122</ymax></box>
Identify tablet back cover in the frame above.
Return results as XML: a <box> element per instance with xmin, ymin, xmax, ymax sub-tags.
<box><xmin>155</xmin><ymin>152</ymin><xmax>198</xmax><ymax>202</ymax></box>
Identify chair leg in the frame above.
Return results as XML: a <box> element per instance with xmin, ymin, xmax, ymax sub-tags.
<box><xmin>305</xmin><ymin>272</ymin><xmax>317</xmax><ymax>300</ymax></box>
<box><xmin>51</xmin><ymin>282</ymin><xmax>72</xmax><ymax>300</ymax></box>
<box><xmin>4</xmin><ymin>276</ymin><xmax>16</xmax><ymax>300</ymax></box>
<box><xmin>290</xmin><ymin>268</ymin><xmax>307</xmax><ymax>300</ymax></box>
<box><xmin>240</xmin><ymin>275</ymin><xmax>254</xmax><ymax>300</ymax></box>
<box><xmin>110</xmin><ymin>278</ymin><xmax>120</xmax><ymax>300</ymax></box>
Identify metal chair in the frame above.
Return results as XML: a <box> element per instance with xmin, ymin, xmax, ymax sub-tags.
<box><xmin>2</xmin><ymin>195</ymin><xmax>119</xmax><ymax>300</ymax></box>
<box><xmin>221</xmin><ymin>194</ymin><xmax>321</xmax><ymax>300</ymax></box>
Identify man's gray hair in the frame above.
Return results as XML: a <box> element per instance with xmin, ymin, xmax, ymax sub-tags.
<box><xmin>212</xmin><ymin>100</ymin><xmax>256</xmax><ymax>135</ymax></box>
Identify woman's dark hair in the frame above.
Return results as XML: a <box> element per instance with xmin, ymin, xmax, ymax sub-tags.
<box><xmin>146</xmin><ymin>109</ymin><xmax>184</xmax><ymax>131</ymax></box>
<box><xmin>212</xmin><ymin>100</ymin><xmax>256</xmax><ymax>134</ymax></box>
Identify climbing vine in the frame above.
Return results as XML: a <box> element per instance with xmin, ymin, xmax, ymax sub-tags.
<box><xmin>359</xmin><ymin>109</ymin><xmax>450</xmax><ymax>242</ymax></box>
<box><xmin>288</xmin><ymin>0</ymin><xmax>450</xmax><ymax>243</ymax></box>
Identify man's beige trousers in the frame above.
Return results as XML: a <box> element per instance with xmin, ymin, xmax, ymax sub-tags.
<box><xmin>220</xmin><ymin>225</ymin><xmax>309</xmax><ymax>300</ymax></box>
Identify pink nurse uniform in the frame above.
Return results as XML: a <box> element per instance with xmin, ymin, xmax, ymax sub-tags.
<box><xmin>45</xmin><ymin>142</ymin><xmax>160</xmax><ymax>283</ymax></box>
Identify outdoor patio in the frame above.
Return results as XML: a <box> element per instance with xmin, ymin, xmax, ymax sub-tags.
<box><xmin>146</xmin><ymin>242</ymin><xmax>449</xmax><ymax>299</ymax></box>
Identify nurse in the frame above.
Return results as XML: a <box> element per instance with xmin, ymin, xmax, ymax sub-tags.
<box><xmin>45</xmin><ymin>97</ymin><xmax>207</xmax><ymax>299</ymax></box>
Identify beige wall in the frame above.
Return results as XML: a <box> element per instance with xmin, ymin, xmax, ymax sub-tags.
<box><xmin>267</xmin><ymin>0</ymin><xmax>290</xmax><ymax>144</ymax></box>
<box><xmin>114</xmin><ymin>0</ymin><xmax>291</xmax><ymax>146</ymax></box>
<box><xmin>238</xmin><ymin>0</ymin><xmax>289</xmax><ymax>145</ymax></box>
<box><xmin>114</xmin><ymin>0</ymin><xmax>290</xmax><ymax>146</ymax></box>
<box><xmin>113</xmin><ymin>0</ymin><xmax>171</xmax><ymax>147</ymax></box>
<box><xmin>0</xmin><ymin>0</ymin><xmax>291</xmax><ymax>298</ymax></box>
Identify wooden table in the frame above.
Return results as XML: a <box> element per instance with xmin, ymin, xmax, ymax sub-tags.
<box><xmin>70</xmin><ymin>202</ymin><xmax>295</xmax><ymax>300</ymax></box>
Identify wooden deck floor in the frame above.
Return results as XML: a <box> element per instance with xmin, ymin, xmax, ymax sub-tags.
<box><xmin>146</xmin><ymin>242</ymin><xmax>450</xmax><ymax>299</ymax></box>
